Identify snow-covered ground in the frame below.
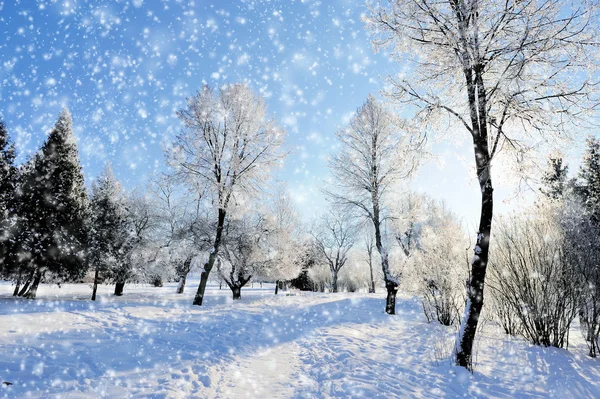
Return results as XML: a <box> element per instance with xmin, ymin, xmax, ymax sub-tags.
<box><xmin>0</xmin><ymin>280</ymin><xmax>598</xmax><ymax>398</ymax></box>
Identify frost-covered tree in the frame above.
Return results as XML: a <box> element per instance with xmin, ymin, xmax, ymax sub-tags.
<box><xmin>169</xmin><ymin>84</ymin><xmax>285</xmax><ymax>306</ymax></box>
<box><xmin>217</xmin><ymin>214</ymin><xmax>268</xmax><ymax>300</ymax></box>
<box><xmin>564</xmin><ymin>137</ymin><xmax>600</xmax><ymax>357</ymax></box>
<box><xmin>562</xmin><ymin>198</ymin><xmax>600</xmax><ymax>357</ymax></box>
<box><xmin>327</xmin><ymin>95</ymin><xmax>417</xmax><ymax>313</ymax></box>
<box><xmin>367</xmin><ymin>0</ymin><xmax>600</xmax><ymax>369</ymax></box>
<box><xmin>259</xmin><ymin>186</ymin><xmax>304</xmax><ymax>293</ymax></box>
<box><xmin>114</xmin><ymin>189</ymin><xmax>157</xmax><ymax>295</ymax></box>
<box><xmin>312</xmin><ymin>209</ymin><xmax>357</xmax><ymax>293</ymax></box>
<box><xmin>15</xmin><ymin>109</ymin><xmax>89</xmax><ymax>299</ymax></box>
<box><xmin>148</xmin><ymin>175</ymin><xmax>202</xmax><ymax>294</ymax></box>
<box><xmin>88</xmin><ymin>165</ymin><xmax>131</xmax><ymax>301</ymax></box>
<box><xmin>540</xmin><ymin>155</ymin><xmax>569</xmax><ymax>201</ymax></box>
<box><xmin>576</xmin><ymin>137</ymin><xmax>600</xmax><ymax>220</ymax></box>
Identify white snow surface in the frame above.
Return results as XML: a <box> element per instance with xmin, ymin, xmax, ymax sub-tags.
<box><xmin>0</xmin><ymin>281</ymin><xmax>599</xmax><ymax>398</ymax></box>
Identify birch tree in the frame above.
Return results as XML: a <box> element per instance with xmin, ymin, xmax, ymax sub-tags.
<box><xmin>327</xmin><ymin>95</ymin><xmax>417</xmax><ymax>313</ymax></box>
<box><xmin>169</xmin><ymin>84</ymin><xmax>285</xmax><ymax>306</ymax></box>
<box><xmin>366</xmin><ymin>0</ymin><xmax>600</xmax><ymax>369</ymax></box>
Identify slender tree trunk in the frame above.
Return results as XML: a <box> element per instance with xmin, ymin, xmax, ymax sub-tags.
<box><xmin>176</xmin><ymin>275</ymin><xmax>187</xmax><ymax>294</ymax></box>
<box><xmin>455</xmin><ymin>67</ymin><xmax>494</xmax><ymax>370</ymax></box>
<box><xmin>275</xmin><ymin>280</ymin><xmax>279</xmax><ymax>295</ymax></box>
<box><xmin>24</xmin><ymin>269</ymin><xmax>42</xmax><ymax>299</ymax></box>
<box><xmin>368</xmin><ymin>258</ymin><xmax>375</xmax><ymax>294</ymax></box>
<box><xmin>114</xmin><ymin>281</ymin><xmax>125</xmax><ymax>296</ymax></box>
<box><xmin>193</xmin><ymin>208</ymin><xmax>226</xmax><ymax>306</ymax></box>
<box><xmin>331</xmin><ymin>270</ymin><xmax>339</xmax><ymax>293</ymax></box>
<box><xmin>91</xmin><ymin>265</ymin><xmax>100</xmax><ymax>301</ymax></box>
<box><xmin>231</xmin><ymin>286</ymin><xmax>241</xmax><ymax>300</ymax></box>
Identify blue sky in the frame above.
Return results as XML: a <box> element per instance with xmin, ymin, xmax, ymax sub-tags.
<box><xmin>0</xmin><ymin>0</ymin><xmax>587</xmax><ymax>226</ymax></box>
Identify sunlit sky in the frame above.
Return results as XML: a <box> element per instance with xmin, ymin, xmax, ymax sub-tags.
<box><xmin>0</xmin><ymin>0</ymin><xmax>591</xmax><ymax>227</ymax></box>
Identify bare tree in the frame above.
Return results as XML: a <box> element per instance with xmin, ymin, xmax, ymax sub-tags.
<box><xmin>367</xmin><ymin>0</ymin><xmax>600</xmax><ymax>369</ymax></box>
<box><xmin>364</xmin><ymin>233</ymin><xmax>376</xmax><ymax>293</ymax></box>
<box><xmin>326</xmin><ymin>95</ymin><xmax>418</xmax><ymax>313</ymax></box>
<box><xmin>312</xmin><ymin>209</ymin><xmax>357</xmax><ymax>293</ymax></box>
<box><xmin>168</xmin><ymin>84</ymin><xmax>285</xmax><ymax>306</ymax></box>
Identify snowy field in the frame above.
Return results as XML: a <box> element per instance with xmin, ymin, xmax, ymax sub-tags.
<box><xmin>1</xmin><ymin>281</ymin><xmax>599</xmax><ymax>399</ymax></box>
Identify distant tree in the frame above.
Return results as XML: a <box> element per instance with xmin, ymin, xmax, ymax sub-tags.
<box><xmin>540</xmin><ymin>155</ymin><xmax>569</xmax><ymax>201</ymax></box>
<box><xmin>326</xmin><ymin>95</ymin><xmax>417</xmax><ymax>313</ymax></box>
<box><xmin>149</xmin><ymin>175</ymin><xmax>201</xmax><ymax>294</ymax></box>
<box><xmin>169</xmin><ymin>84</ymin><xmax>285</xmax><ymax>306</ymax></box>
<box><xmin>312</xmin><ymin>209</ymin><xmax>357</xmax><ymax>293</ymax></box>
<box><xmin>364</xmin><ymin>233</ymin><xmax>376</xmax><ymax>294</ymax></box>
<box><xmin>114</xmin><ymin>189</ymin><xmax>156</xmax><ymax>295</ymax></box>
<box><xmin>16</xmin><ymin>109</ymin><xmax>89</xmax><ymax>299</ymax></box>
<box><xmin>367</xmin><ymin>0</ymin><xmax>600</xmax><ymax>369</ymax></box>
<box><xmin>217</xmin><ymin>214</ymin><xmax>268</xmax><ymax>300</ymax></box>
<box><xmin>259</xmin><ymin>186</ymin><xmax>305</xmax><ymax>294</ymax></box>
<box><xmin>88</xmin><ymin>165</ymin><xmax>131</xmax><ymax>301</ymax></box>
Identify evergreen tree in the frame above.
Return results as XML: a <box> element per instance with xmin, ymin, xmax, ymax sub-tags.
<box><xmin>577</xmin><ymin>136</ymin><xmax>600</xmax><ymax>220</ymax></box>
<box><xmin>0</xmin><ymin>120</ymin><xmax>18</xmax><ymax>280</ymax></box>
<box><xmin>17</xmin><ymin>109</ymin><xmax>89</xmax><ymax>299</ymax></box>
<box><xmin>540</xmin><ymin>155</ymin><xmax>569</xmax><ymax>201</ymax></box>
<box><xmin>89</xmin><ymin>165</ymin><xmax>132</xmax><ymax>300</ymax></box>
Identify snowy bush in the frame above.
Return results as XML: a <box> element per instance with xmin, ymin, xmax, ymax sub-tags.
<box><xmin>412</xmin><ymin>205</ymin><xmax>468</xmax><ymax>326</ymax></box>
<box><xmin>488</xmin><ymin>204</ymin><xmax>578</xmax><ymax>348</ymax></box>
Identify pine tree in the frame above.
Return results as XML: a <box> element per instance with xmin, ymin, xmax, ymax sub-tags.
<box><xmin>0</xmin><ymin>120</ymin><xmax>18</xmax><ymax>281</ymax></box>
<box><xmin>18</xmin><ymin>109</ymin><xmax>90</xmax><ymax>299</ymax></box>
<box><xmin>577</xmin><ymin>136</ymin><xmax>600</xmax><ymax>220</ymax></box>
<box><xmin>540</xmin><ymin>155</ymin><xmax>569</xmax><ymax>201</ymax></box>
<box><xmin>88</xmin><ymin>165</ymin><xmax>132</xmax><ymax>300</ymax></box>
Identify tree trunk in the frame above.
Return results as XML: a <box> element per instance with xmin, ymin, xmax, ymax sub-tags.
<box><xmin>12</xmin><ymin>280</ymin><xmax>20</xmax><ymax>297</ymax></box>
<box><xmin>455</xmin><ymin>70</ymin><xmax>494</xmax><ymax>370</ymax></box>
<box><xmin>275</xmin><ymin>280</ymin><xmax>279</xmax><ymax>295</ymax></box>
<box><xmin>23</xmin><ymin>270</ymin><xmax>42</xmax><ymax>299</ymax></box>
<box><xmin>231</xmin><ymin>286</ymin><xmax>241</xmax><ymax>300</ymax></box>
<box><xmin>114</xmin><ymin>281</ymin><xmax>125</xmax><ymax>296</ymax></box>
<box><xmin>176</xmin><ymin>275</ymin><xmax>187</xmax><ymax>294</ymax></box>
<box><xmin>369</xmin><ymin>260</ymin><xmax>375</xmax><ymax>294</ymax></box>
<box><xmin>331</xmin><ymin>270</ymin><xmax>339</xmax><ymax>293</ymax></box>
<box><xmin>91</xmin><ymin>265</ymin><xmax>100</xmax><ymax>301</ymax></box>
<box><xmin>193</xmin><ymin>208</ymin><xmax>226</xmax><ymax>306</ymax></box>
<box><xmin>385</xmin><ymin>281</ymin><xmax>398</xmax><ymax>315</ymax></box>
<box><xmin>17</xmin><ymin>270</ymin><xmax>34</xmax><ymax>297</ymax></box>
<box><xmin>373</xmin><ymin>209</ymin><xmax>397</xmax><ymax>314</ymax></box>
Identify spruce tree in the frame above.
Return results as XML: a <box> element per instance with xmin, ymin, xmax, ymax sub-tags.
<box><xmin>89</xmin><ymin>165</ymin><xmax>132</xmax><ymax>300</ymax></box>
<box><xmin>577</xmin><ymin>136</ymin><xmax>600</xmax><ymax>220</ymax></box>
<box><xmin>540</xmin><ymin>155</ymin><xmax>569</xmax><ymax>201</ymax></box>
<box><xmin>0</xmin><ymin>120</ymin><xmax>18</xmax><ymax>281</ymax></box>
<box><xmin>18</xmin><ymin>109</ymin><xmax>89</xmax><ymax>299</ymax></box>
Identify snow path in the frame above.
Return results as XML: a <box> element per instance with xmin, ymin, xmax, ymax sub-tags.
<box><xmin>1</xmin><ymin>281</ymin><xmax>599</xmax><ymax>398</ymax></box>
